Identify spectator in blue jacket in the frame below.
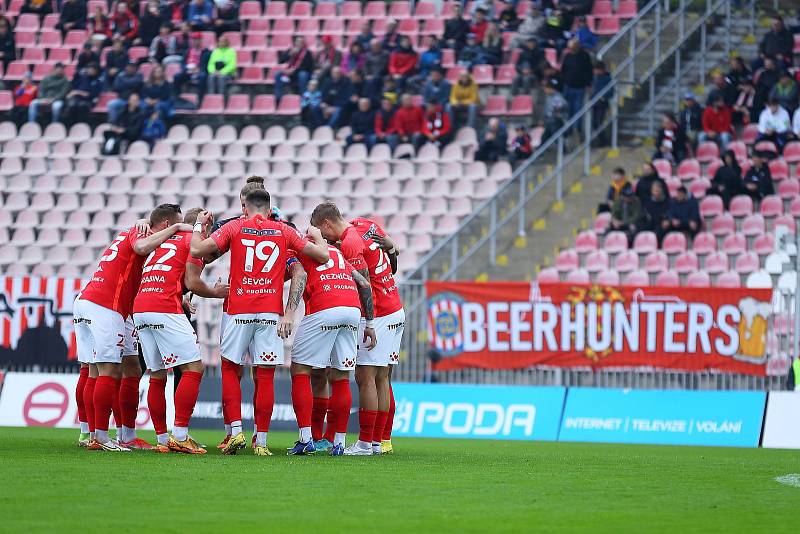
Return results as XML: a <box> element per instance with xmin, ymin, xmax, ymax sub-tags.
<box><xmin>421</xmin><ymin>68</ymin><xmax>452</xmax><ymax>108</ymax></box>
<box><xmin>320</xmin><ymin>66</ymin><xmax>353</xmax><ymax>127</ymax></box>
<box><xmin>142</xmin><ymin>64</ymin><xmax>173</xmax><ymax>119</ymax></box>
<box><xmin>64</xmin><ymin>62</ymin><xmax>103</xmax><ymax>125</ymax></box>
<box><xmin>347</xmin><ymin>97</ymin><xmax>377</xmax><ymax>148</ymax></box>
<box><xmin>142</xmin><ymin>109</ymin><xmax>166</xmax><ymax>147</ymax></box>
<box><xmin>591</xmin><ymin>60</ymin><xmax>613</xmax><ymax>146</ymax></box>
<box><xmin>664</xmin><ymin>186</ymin><xmax>702</xmax><ymax>239</ymax></box>
<box><xmin>108</xmin><ymin>61</ymin><xmax>144</xmax><ymax>123</ymax></box>
<box><xmin>301</xmin><ymin>78</ymin><xmax>323</xmax><ymax>128</ymax></box>
<box><xmin>415</xmin><ymin>36</ymin><xmax>443</xmax><ymax>80</ymax></box>
<box><xmin>574</xmin><ymin>16</ymin><xmax>598</xmax><ymax>51</ymax></box>
<box><xmin>187</xmin><ymin>0</ymin><xmax>213</xmax><ymax>31</ymax></box>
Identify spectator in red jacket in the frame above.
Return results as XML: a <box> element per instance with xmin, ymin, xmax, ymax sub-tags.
<box><xmin>698</xmin><ymin>94</ymin><xmax>733</xmax><ymax>149</ymax></box>
<box><xmin>374</xmin><ymin>97</ymin><xmax>398</xmax><ymax>149</ymax></box>
<box><xmin>418</xmin><ymin>102</ymin><xmax>452</xmax><ymax>149</ymax></box>
<box><xmin>112</xmin><ymin>3</ymin><xmax>139</xmax><ymax>44</ymax></box>
<box><xmin>389</xmin><ymin>36</ymin><xmax>418</xmax><ymax>90</ymax></box>
<box><xmin>509</xmin><ymin>124</ymin><xmax>533</xmax><ymax>165</ymax></box>
<box><xmin>393</xmin><ymin>93</ymin><xmax>424</xmax><ymax>146</ymax></box>
<box><xmin>470</xmin><ymin>8</ymin><xmax>489</xmax><ymax>42</ymax></box>
<box><xmin>13</xmin><ymin>72</ymin><xmax>38</xmax><ymax>125</ymax></box>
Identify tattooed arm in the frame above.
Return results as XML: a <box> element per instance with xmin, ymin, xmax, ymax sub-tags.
<box><xmin>373</xmin><ymin>234</ymin><xmax>399</xmax><ymax>275</ymax></box>
<box><xmin>278</xmin><ymin>261</ymin><xmax>307</xmax><ymax>339</ymax></box>
<box><xmin>353</xmin><ymin>268</ymin><xmax>377</xmax><ymax>350</ymax></box>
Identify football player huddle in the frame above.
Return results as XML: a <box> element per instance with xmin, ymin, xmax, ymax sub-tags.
<box><xmin>72</xmin><ymin>176</ymin><xmax>404</xmax><ymax>456</ymax></box>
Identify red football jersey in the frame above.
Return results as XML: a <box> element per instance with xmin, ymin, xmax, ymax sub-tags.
<box><xmin>340</xmin><ymin>217</ymin><xmax>403</xmax><ymax>317</ymax></box>
<box><xmin>211</xmin><ymin>214</ymin><xmax>308</xmax><ymax>315</ymax></box>
<box><xmin>80</xmin><ymin>228</ymin><xmax>145</xmax><ymax>318</ymax></box>
<box><xmin>133</xmin><ymin>231</ymin><xmax>204</xmax><ymax>314</ymax></box>
<box><xmin>298</xmin><ymin>245</ymin><xmax>360</xmax><ymax>315</ymax></box>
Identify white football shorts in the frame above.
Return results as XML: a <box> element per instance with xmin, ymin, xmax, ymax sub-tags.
<box><xmin>133</xmin><ymin>312</ymin><xmax>202</xmax><ymax>371</ymax></box>
<box><xmin>73</xmin><ymin>298</ymin><xmax>125</xmax><ymax>364</ymax></box>
<box><xmin>292</xmin><ymin>306</ymin><xmax>360</xmax><ymax>371</ymax></box>
<box><xmin>122</xmin><ymin>316</ymin><xmax>138</xmax><ymax>356</ymax></box>
<box><xmin>221</xmin><ymin>312</ymin><xmax>283</xmax><ymax>366</ymax></box>
<box><xmin>357</xmin><ymin>308</ymin><xmax>405</xmax><ymax>367</ymax></box>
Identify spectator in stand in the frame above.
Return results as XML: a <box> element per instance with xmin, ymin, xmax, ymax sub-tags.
<box><xmin>300</xmin><ymin>78</ymin><xmax>323</xmax><ymax>128</ymax></box>
<box><xmin>457</xmin><ymin>33</ymin><xmax>483</xmax><ymax>67</ymax></box>
<box><xmin>769</xmin><ymin>71</ymin><xmax>798</xmax><ymax>114</ymax></box>
<box><xmin>475</xmin><ymin>117</ymin><xmax>507</xmax><ymax>162</ymax></box>
<box><xmin>653</xmin><ymin>112</ymin><xmax>688</xmax><ymax>163</ymax></box>
<box><xmin>409</xmin><ymin>36</ymin><xmax>442</xmax><ymax>90</ymax></box>
<box><xmin>112</xmin><ymin>2</ymin><xmax>139</xmax><ymax>44</ymax></box>
<box><xmin>347</xmin><ymin>97</ymin><xmax>376</xmax><ymax>148</ymax></box>
<box><xmin>28</xmin><ymin>62</ymin><xmax>70</xmax><ymax>124</ymax></box>
<box><xmin>103</xmin><ymin>36</ymin><xmax>129</xmax><ymax>87</ymax></box>
<box><xmin>574</xmin><ymin>16</ymin><xmax>598</xmax><ymax>52</ymax></box>
<box><xmin>137</xmin><ymin>0</ymin><xmax>165</xmax><ymax>47</ymax></box>
<box><xmin>512</xmin><ymin>38</ymin><xmax>544</xmax><ymax>96</ymax></box>
<box><xmin>794</xmin><ymin>107</ymin><xmax>800</xmax><ymax>141</ymax></box>
<box><xmin>599</xmin><ymin>168</ymin><xmax>631</xmax><ymax>213</ymax></box>
<box><xmin>142</xmin><ymin>64</ymin><xmax>173</xmax><ymax>119</ymax></box>
<box><xmin>339</xmin><ymin>69</ymin><xmax>371</xmax><ymax>125</ymax></box>
<box><xmin>20</xmin><ymin>0</ymin><xmax>51</xmax><ymax>19</ymax></box>
<box><xmin>319</xmin><ymin>66</ymin><xmax>352</xmax><ymax>128</ymax></box>
<box><xmin>87</xmin><ymin>6</ymin><xmax>113</xmax><ymax>45</ymax></box>
<box><xmin>0</xmin><ymin>17</ymin><xmax>16</xmax><ymax>71</ymax></box>
<box><xmin>421</xmin><ymin>68</ymin><xmax>451</xmax><ymax>108</ymax></box>
<box><xmin>756</xmin><ymin>97</ymin><xmax>791</xmax><ymax>151</ymax></box>
<box><xmin>104</xmin><ymin>93</ymin><xmax>145</xmax><ymax>154</ymax></box>
<box><xmin>172</xmin><ymin>21</ymin><xmax>193</xmax><ymax>57</ymax></box>
<box><xmin>707</xmin><ymin>70</ymin><xmax>737</xmax><ymax>108</ymax></box>
<box><xmin>212</xmin><ymin>0</ymin><xmax>240</xmax><ymax>36</ymax></box>
<box><xmin>757</xmin><ymin>16</ymin><xmax>794</xmax><ymax>70</ymax></box>
<box><xmin>470</xmin><ymin>0</ymin><xmax>494</xmax><ymax>20</ymax></box>
<box><xmin>64</xmin><ymin>62</ymin><xmax>103</xmax><ymax>125</ymax></box>
<box><xmin>108</xmin><ymin>61</ymin><xmax>144</xmax><ymax>123</ymax></box>
<box><xmin>365</xmin><ymin>38</ymin><xmax>389</xmax><ymax>95</ymax></box>
<box><xmin>753</xmin><ymin>56</ymin><xmax>780</xmax><ymax>120</ymax></box>
<box><xmin>542</xmin><ymin>78</ymin><xmax>567</xmax><ymax>138</ymax></box>
<box><xmin>206</xmin><ymin>35</ymin><xmax>236</xmax><ymax>95</ymax></box>
<box><xmin>539</xmin><ymin>9</ymin><xmax>567</xmax><ymax>55</ymax></box>
<box><xmin>167</xmin><ymin>1</ymin><xmax>191</xmax><ymax>27</ymax></box>
<box><xmin>76</xmin><ymin>41</ymin><xmax>101</xmax><ymax>72</ymax></box>
<box><xmin>591</xmin><ymin>61</ymin><xmax>613</xmax><ymax>146</ymax></box>
<box><xmin>560</xmin><ymin>38</ymin><xmax>594</xmax><ymax>119</ymax></box>
<box><xmin>709</xmin><ymin>150</ymin><xmax>742</xmax><ymax>208</ymax></box>
<box><xmin>634</xmin><ymin>162</ymin><xmax>667</xmax><ymax>204</ymax></box>
<box><xmin>389</xmin><ymin>36</ymin><xmax>418</xmax><ymax>91</ymax></box>
<box><xmin>450</xmin><ymin>71</ymin><xmax>480</xmax><ymax>128</ymax></box>
<box><xmin>641</xmin><ymin>181</ymin><xmax>671</xmax><ymax>243</ymax></box>
<box><xmin>443</xmin><ymin>4</ymin><xmax>470</xmax><ymax>53</ymax></box>
<box><xmin>394</xmin><ymin>93</ymin><xmax>425</xmax><ymax>146</ymax></box>
<box><xmin>665</xmin><ymin>186</ymin><xmax>701</xmax><ymax>239</ymax></box>
<box><xmin>418</xmin><ymin>102</ymin><xmax>452</xmax><ymax>149</ymax></box>
<box><xmin>13</xmin><ymin>72</ymin><xmax>37</xmax><ymax>125</ymax></box>
<box><xmin>142</xmin><ymin>108</ymin><xmax>166</xmax><ymax>148</ymax></box>
<box><xmin>382</xmin><ymin>19</ymin><xmax>401</xmax><ymax>51</ymax></box>
<box><xmin>173</xmin><ymin>32</ymin><xmax>210</xmax><ymax>101</ymax></box>
<box><xmin>698</xmin><ymin>95</ymin><xmax>733</xmax><ymax>149</ymax></box>
<box><xmin>480</xmin><ymin>23</ymin><xmax>504</xmax><ymax>65</ymax></box>
<box><xmin>509</xmin><ymin>125</ymin><xmax>533</xmax><ymax>165</ymax></box>
<box><xmin>374</xmin><ymin>97</ymin><xmax>398</xmax><ymax>149</ymax></box>
<box><xmin>315</xmin><ymin>35</ymin><xmax>343</xmax><ymax>82</ymax></box>
<box><xmin>57</xmin><ymin>0</ymin><xmax>88</xmax><ymax>35</ymax></box>
<box><xmin>274</xmin><ymin>36</ymin><xmax>314</xmax><ymax>102</ymax></box>
<box><xmin>679</xmin><ymin>92</ymin><xmax>703</xmax><ymax>147</ymax></box>
<box><xmin>498</xmin><ymin>1</ymin><xmax>519</xmax><ymax>31</ymax></box>
<box><xmin>355</xmin><ymin>22</ymin><xmax>375</xmax><ymax>50</ymax></box>
<box><xmin>742</xmin><ymin>153</ymin><xmax>774</xmax><ymax>202</ymax></box>
<box><xmin>187</xmin><ymin>0</ymin><xmax>213</xmax><ymax>31</ymax></box>
<box><xmin>341</xmin><ymin>41</ymin><xmax>367</xmax><ymax>75</ymax></box>
<box><xmin>381</xmin><ymin>76</ymin><xmax>399</xmax><ymax>104</ymax></box>
<box><xmin>610</xmin><ymin>188</ymin><xmax>642</xmax><ymax>245</ymax></box>
<box><xmin>510</xmin><ymin>6</ymin><xmax>544</xmax><ymax>49</ymax></box>
<box><xmin>149</xmin><ymin>23</ymin><xmax>182</xmax><ymax>64</ymax></box>
<box><xmin>470</xmin><ymin>8</ymin><xmax>489</xmax><ymax>41</ymax></box>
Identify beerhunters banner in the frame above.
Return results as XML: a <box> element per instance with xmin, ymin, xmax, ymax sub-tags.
<box><xmin>427</xmin><ymin>281</ymin><xmax>773</xmax><ymax>375</ymax></box>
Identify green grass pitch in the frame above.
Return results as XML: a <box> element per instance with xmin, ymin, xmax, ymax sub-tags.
<box><xmin>1</xmin><ymin>427</ymin><xmax>799</xmax><ymax>533</ymax></box>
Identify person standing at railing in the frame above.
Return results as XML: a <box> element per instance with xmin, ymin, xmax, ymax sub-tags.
<box><xmin>559</xmin><ymin>38</ymin><xmax>593</xmax><ymax>123</ymax></box>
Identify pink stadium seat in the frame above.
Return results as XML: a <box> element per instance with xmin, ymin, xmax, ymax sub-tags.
<box><xmin>753</xmin><ymin>233</ymin><xmax>774</xmax><ymax>256</ymax></box>
<box><xmin>644</xmin><ymin>251</ymin><xmax>667</xmax><ymax>273</ymax></box>
<box><xmin>624</xmin><ymin>270</ymin><xmax>649</xmax><ymax>286</ymax></box>
<box><xmin>0</xmin><ymin>91</ymin><xmax>12</xmax><ymax>111</ymax></box>
<box><xmin>604</xmin><ymin>231</ymin><xmax>630</xmax><ymax>254</ymax></box>
<box><xmin>508</xmin><ymin>95</ymin><xmax>533</xmax><ymax>116</ymax></box>
<box><xmin>655</xmin><ymin>270</ymin><xmax>680</xmax><ymax>287</ymax></box>
<box><xmin>699</xmin><ymin>195</ymin><xmax>723</xmax><ymax>218</ymax></box>
<box><xmin>775</xmin><ymin>214</ymin><xmax>795</xmax><ymax>234</ymax></box>
<box><xmin>768</xmin><ymin>159</ymin><xmax>789</xmax><ymax>181</ymax></box>
<box><xmin>728</xmin><ymin>195</ymin><xmax>753</xmax><ymax>217</ymax></box>
<box><xmin>585</xmin><ymin>250</ymin><xmax>609</xmax><ymax>272</ymax></box>
<box><xmin>265</xmin><ymin>1</ymin><xmax>287</xmax><ymax>16</ymax></box>
<box><xmin>555</xmin><ymin>248</ymin><xmax>579</xmax><ymax>272</ymax></box>
<box><xmin>784</xmin><ymin>142</ymin><xmax>800</xmax><ymax>164</ymax></box>
<box><xmin>197</xmin><ymin>94</ymin><xmax>224</xmax><ymax>114</ymax></box>
<box><xmin>754</xmin><ymin>140</ymin><xmax>778</xmax><ymax>155</ymax></box>
<box><xmin>593</xmin><ymin>212</ymin><xmax>610</xmax><ymax>233</ymax></box>
<box><xmin>677</xmin><ymin>159</ymin><xmax>700</xmax><ymax>181</ymax></box>
<box><xmin>711</xmin><ymin>213</ymin><xmax>735</xmax><ymax>236</ymax></box>
<box><xmin>276</xmin><ymin>95</ymin><xmax>301</xmax><ymax>115</ymax></box>
<box><xmin>633</xmin><ymin>231</ymin><xmax>657</xmax><ymax>254</ymax></box>
<box><xmin>494</xmin><ymin>64</ymin><xmax>515</xmax><ymax>86</ymax></box>
<box><xmin>389</xmin><ymin>0</ymin><xmax>411</xmax><ymax>18</ymax></box>
<box><xmin>742</xmin><ymin>214</ymin><xmax>765</xmax><ymax>237</ymax></box>
<box><xmin>342</xmin><ymin>1</ymin><xmax>362</xmax><ymax>16</ymax></box>
<box><xmin>734</xmin><ymin>252</ymin><xmax>759</xmax><ymax>274</ymax></box>
<box><xmin>717</xmin><ymin>271</ymin><xmax>741</xmax><ymax>288</ymax></box>
<box><xmin>741</xmin><ymin>124</ymin><xmax>759</xmax><ymax>145</ymax></box>
<box><xmin>617</xmin><ymin>0</ymin><xmax>638</xmax><ymax>17</ymax></box>
<box><xmin>591</xmin><ymin>0</ymin><xmax>612</xmax><ymax>16</ymax></box>
<box><xmin>16</xmin><ymin>13</ymin><xmax>40</xmax><ymax>31</ymax></box>
<box><xmin>791</xmin><ymin>198</ymin><xmax>800</xmax><ymax>217</ymax></box>
<box><xmin>652</xmin><ymin>159</ymin><xmax>672</xmax><ymax>180</ymax></box>
<box><xmin>575</xmin><ymin>230</ymin><xmax>597</xmax><ymax>253</ymax></box>
<box><xmin>695</xmin><ymin>142</ymin><xmax>719</xmax><ymax>163</ymax></box>
<box><xmin>239</xmin><ymin>0</ymin><xmax>261</xmax><ymax>19</ymax></box>
<box><xmin>674</xmin><ymin>251</ymin><xmax>699</xmax><ymax>274</ymax></box>
<box><xmin>322</xmin><ymin>18</ymin><xmax>346</xmax><ymax>35</ymax></box>
<box><xmin>778</xmin><ymin>179</ymin><xmax>799</xmax><ymax>199</ymax></box>
<box><xmin>760</xmin><ymin>195</ymin><xmax>783</xmax><ymax>218</ymax></box>
<box><xmin>422</xmin><ymin>18</ymin><xmax>444</xmax><ymax>34</ymax></box>
<box><xmin>595</xmin><ymin>16</ymin><xmax>620</xmax><ymax>35</ymax></box>
<box><xmin>688</xmin><ymin>178</ymin><xmax>709</xmax><ymax>198</ymax></box>
<box><xmin>722</xmin><ymin>233</ymin><xmax>746</xmax><ymax>256</ymax></box>
<box><xmin>596</xmin><ymin>270</ymin><xmax>620</xmax><ymax>285</ymax></box>
<box><xmin>289</xmin><ymin>1</ymin><xmax>313</xmax><ymax>18</ymax></box>
<box><xmin>703</xmin><ymin>159</ymin><xmax>722</xmax><ymax>179</ymax></box>
<box><xmin>537</xmin><ymin>267</ymin><xmax>559</xmax><ymax>284</ymax></box>
<box><xmin>704</xmin><ymin>251</ymin><xmax>729</xmax><ymax>274</ymax></box>
<box><xmin>662</xmin><ymin>232</ymin><xmax>687</xmax><ymax>255</ymax></box>
<box><xmin>686</xmin><ymin>271</ymin><xmax>711</xmax><ymax>287</ymax></box>
<box><xmin>224</xmin><ymin>94</ymin><xmax>250</xmax><ymax>114</ymax></box>
<box><xmin>480</xmin><ymin>95</ymin><xmax>508</xmax><ymax>116</ymax></box>
<box><xmin>471</xmin><ymin>64</ymin><xmax>494</xmax><ymax>85</ymax></box>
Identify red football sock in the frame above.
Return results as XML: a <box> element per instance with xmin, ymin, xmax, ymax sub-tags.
<box><xmin>373</xmin><ymin>410</ymin><xmax>389</xmax><ymax>444</ymax></box>
<box><xmin>147</xmin><ymin>377</ymin><xmax>168</xmax><ymax>435</ymax></box>
<box><xmin>174</xmin><ymin>370</ymin><xmax>203</xmax><ymax>428</ymax></box>
<box><xmin>93</xmin><ymin>376</ymin><xmax>116</xmax><ymax>432</ymax></box>
<box><xmin>291</xmin><ymin>374</ymin><xmax>314</xmax><ymax>429</ymax></box>
<box><xmin>111</xmin><ymin>378</ymin><xmax>122</xmax><ymax>429</ymax></box>
<box><xmin>330</xmin><ymin>379</ymin><xmax>352</xmax><ymax>434</ymax></box>
<box><xmin>252</xmin><ymin>368</ymin><xmax>260</xmax><ymax>429</ymax></box>
<box><xmin>311</xmin><ymin>396</ymin><xmax>328</xmax><ymax>440</ymax></box>
<box><xmin>255</xmin><ymin>366</ymin><xmax>275</xmax><ymax>432</ymax></box>
<box><xmin>221</xmin><ymin>358</ymin><xmax>242</xmax><ymax>423</ymax></box>
<box><xmin>75</xmin><ymin>367</ymin><xmax>88</xmax><ymax>423</ymax></box>
<box><xmin>119</xmin><ymin>376</ymin><xmax>140</xmax><ymax>429</ymax></box>
<box><xmin>358</xmin><ymin>409</ymin><xmax>378</xmax><ymax>443</ymax></box>
<box><xmin>322</xmin><ymin>407</ymin><xmax>336</xmax><ymax>443</ymax></box>
<box><xmin>383</xmin><ymin>384</ymin><xmax>395</xmax><ymax>441</ymax></box>
<box><xmin>84</xmin><ymin>376</ymin><xmax>96</xmax><ymax>432</ymax></box>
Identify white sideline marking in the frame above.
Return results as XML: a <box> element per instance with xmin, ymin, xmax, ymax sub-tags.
<box><xmin>775</xmin><ymin>474</ymin><xmax>800</xmax><ymax>488</ymax></box>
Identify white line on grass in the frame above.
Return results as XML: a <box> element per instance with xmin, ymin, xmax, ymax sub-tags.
<box><xmin>775</xmin><ymin>474</ymin><xmax>800</xmax><ymax>488</ymax></box>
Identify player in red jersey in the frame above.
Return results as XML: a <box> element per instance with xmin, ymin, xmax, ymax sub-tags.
<box><xmin>288</xmin><ymin>241</ymin><xmax>377</xmax><ymax>455</ymax></box>
<box><xmin>133</xmin><ymin>205</ymin><xmax>228</xmax><ymax>454</ymax></box>
<box><xmin>190</xmin><ymin>189</ymin><xmax>330</xmax><ymax>455</ymax></box>
<box><xmin>74</xmin><ymin>204</ymin><xmax>193</xmax><ymax>452</ymax></box>
<box><xmin>311</xmin><ymin>202</ymin><xmax>405</xmax><ymax>456</ymax></box>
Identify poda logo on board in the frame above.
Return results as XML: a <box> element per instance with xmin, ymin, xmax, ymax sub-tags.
<box><xmin>23</xmin><ymin>382</ymin><xmax>70</xmax><ymax>426</ymax></box>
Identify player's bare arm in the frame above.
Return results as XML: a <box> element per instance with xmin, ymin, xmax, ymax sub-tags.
<box><xmin>184</xmin><ymin>262</ymin><xmax>229</xmax><ymax>299</ymax></box>
<box><xmin>373</xmin><ymin>234</ymin><xmax>399</xmax><ymax>274</ymax></box>
<box><xmin>133</xmin><ymin>222</ymin><xmax>193</xmax><ymax>256</ymax></box>
<box><xmin>301</xmin><ymin>226</ymin><xmax>331</xmax><ymax>263</ymax></box>
<box><xmin>190</xmin><ymin>210</ymin><xmax>222</xmax><ymax>258</ymax></box>
<box><xmin>353</xmin><ymin>268</ymin><xmax>377</xmax><ymax>350</ymax></box>
<box><xmin>278</xmin><ymin>262</ymin><xmax>307</xmax><ymax>339</ymax></box>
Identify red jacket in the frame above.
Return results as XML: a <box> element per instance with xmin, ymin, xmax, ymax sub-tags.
<box><xmin>422</xmin><ymin>108</ymin><xmax>451</xmax><ymax>140</ymax></box>
<box><xmin>14</xmin><ymin>83</ymin><xmax>37</xmax><ymax>107</ymax></box>
<box><xmin>112</xmin><ymin>11</ymin><xmax>139</xmax><ymax>41</ymax></box>
<box><xmin>393</xmin><ymin>106</ymin><xmax>424</xmax><ymax>136</ymax></box>
<box><xmin>701</xmin><ymin>105</ymin><xmax>732</xmax><ymax>134</ymax></box>
<box><xmin>471</xmin><ymin>20</ymin><xmax>488</xmax><ymax>41</ymax></box>
<box><xmin>389</xmin><ymin>49</ymin><xmax>418</xmax><ymax>76</ymax></box>
<box><xmin>375</xmin><ymin>109</ymin><xmax>397</xmax><ymax>136</ymax></box>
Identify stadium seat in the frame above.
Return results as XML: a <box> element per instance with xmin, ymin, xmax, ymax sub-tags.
<box><xmin>623</xmin><ymin>270</ymin><xmax>649</xmax><ymax>286</ymax></box>
<box><xmin>728</xmin><ymin>195</ymin><xmax>753</xmax><ymax>217</ymax></box>
<box><xmin>700</xmin><ymin>195</ymin><xmax>723</xmax><ymax>218</ymax></box>
<box><xmin>711</xmin><ymin>213</ymin><xmax>735</xmax><ymax>236</ymax></box>
<box><xmin>276</xmin><ymin>95</ymin><xmax>301</xmax><ymax>115</ymax></box>
<box><xmin>595</xmin><ymin>270</ymin><xmax>620</xmax><ymax>285</ymax></box>
<box><xmin>614</xmin><ymin>250</ymin><xmax>639</xmax><ymax>273</ymax></box>
<box><xmin>643</xmin><ymin>251</ymin><xmax>667</xmax><ymax>274</ymax></box>
<box><xmin>603</xmin><ymin>231</ymin><xmax>628</xmax><ymax>253</ymax></box>
<box><xmin>677</xmin><ymin>159</ymin><xmax>700</xmax><ymax>181</ymax></box>
<box><xmin>734</xmin><ymin>252</ymin><xmax>759</xmax><ymax>274</ymax></box>
<box><xmin>575</xmin><ymin>230</ymin><xmax>598</xmax><ymax>253</ymax></box>
<box><xmin>685</xmin><ymin>271</ymin><xmax>711</xmax><ymax>287</ymax></box>
<box><xmin>566</xmin><ymin>269</ymin><xmax>590</xmax><ymax>284</ymax></box>
<box><xmin>716</xmin><ymin>271</ymin><xmax>741</xmax><ymax>288</ymax></box>
<box><xmin>655</xmin><ymin>270</ymin><xmax>680</xmax><ymax>287</ymax></box>
<box><xmin>692</xmin><ymin>231</ymin><xmax>716</xmax><ymax>256</ymax></box>
<box><xmin>508</xmin><ymin>95</ymin><xmax>534</xmax><ymax>116</ymax></box>
<box><xmin>695</xmin><ymin>142</ymin><xmax>719</xmax><ymax>163</ymax></box>
<box><xmin>778</xmin><ymin>180</ymin><xmax>799</xmax><ymax>200</ymax></box>
<box><xmin>784</xmin><ymin>142</ymin><xmax>800</xmax><ymax>164</ymax></box>
<box><xmin>537</xmin><ymin>267</ymin><xmax>559</xmax><ymax>283</ymax></box>
<box><xmin>741</xmin><ymin>214</ymin><xmax>765</xmax><ymax>237</ymax></box>
<box><xmin>480</xmin><ymin>95</ymin><xmax>508</xmax><ymax>116</ymax></box>
<box><xmin>662</xmin><ymin>232</ymin><xmax>687</xmax><ymax>255</ymax></box>
<box><xmin>753</xmin><ymin>233</ymin><xmax>774</xmax><ymax>256</ymax></box>
<box><xmin>760</xmin><ymin>195</ymin><xmax>783</xmax><ymax>218</ymax></box>
<box><xmin>584</xmin><ymin>250</ymin><xmax>609</xmax><ymax>272</ymax></box>
<box><xmin>633</xmin><ymin>231</ymin><xmax>657</xmax><ymax>254</ymax></box>
<box><xmin>674</xmin><ymin>251</ymin><xmax>699</xmax><ymax>274</ymax></box>
<box><xmin>768</xmin><ymin>159</ymin><xmax>789</xmax><ymax>181</ymax></box>
<box><xmin>555</xmin><ymin>249</ymin><xmax>579</xmax><ymax>272</ymax></box>
<box><xmin>704</xmin><ymin>251</ymin><xmax>729</xmax><ymax>274</ymax></box>
<box><xmin>721</xmin><ymin>233</ymin><xmax>746</xmax><ymax>257</ymax></box>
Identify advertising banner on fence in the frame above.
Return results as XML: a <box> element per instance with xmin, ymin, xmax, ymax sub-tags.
<box><xmin>390</xmin><ymin>383</ymin><xmax>566</xmax><ymax>441</ymax></box>
<box><xmin>558</xmin><ymin>388</ymin><xmax>766</xmax><ymax>447</ymax></box>
<box><xmin>0</xmin><ymin>372</ymin><xmax>173</xmax><ymax>429</ymax></box>
<box><xmin>762</xmin><ymin>392</ymin><xmax>800</xmax><ymax>449</ymax></box>
<box><xmin>426</xmin><ymin>281</ymin><xmax>773</xmax><ymax>375</ymax></box>
<box><xmin>0</xmin><ymin>276</ymin><xmax>84</xmax><ymax>366</ymax></box>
